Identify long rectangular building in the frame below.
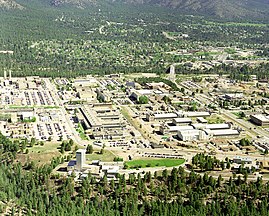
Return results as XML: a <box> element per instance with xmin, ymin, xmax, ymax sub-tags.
<box><xmin>250</xmin><ymin>114</ymin><xmax>269</xmax><ymax>126</ymax></box>
<box><xmin>192</xmin><ymin>123</ymin><xmax>230</xmax><ymax>130</ymax></box>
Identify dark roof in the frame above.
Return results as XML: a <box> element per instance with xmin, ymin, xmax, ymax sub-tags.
<box><xmin>68</xmin><ymin>160</ymin><xmax>76</xmax><ymax>166</ymax></box>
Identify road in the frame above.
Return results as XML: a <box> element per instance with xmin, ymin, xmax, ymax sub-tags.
<box><xmin>46</xmin><ymin>78</ymin><xmax>88</xmax><ymax>147</ymax></box>
<box><xmin>222</xmin><ymin>110</ymin><xmax>269</xmax><ymax>138</ymax></box>
<box><xmin>173</xmin><ymin>76</ymin><xmax>265</xmax><ymax>140</ymax></box>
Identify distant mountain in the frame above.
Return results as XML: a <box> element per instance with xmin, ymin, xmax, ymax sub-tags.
<box><xmin>0</xmin><ymin>0</ymin><xmax>23</xmax><ymax>9</ymax></box>
<box><xmin>1</xmin><ymin>0</ymin><xmax>269</xmax><ymax>20</ymax></box>
<box><xmin>50</xmin><ymin>0</ymin><xmax>96</xmax><ymax>8</ymax></box>
<box><xmin>115</xmin><ymin>0</ymin><xmax>269</xmax><ymax>19</ymax></box>
<box><xmin>46</xmin><ymin>0</ymin><xmax>269</xmax><ymax>19</ymax></box>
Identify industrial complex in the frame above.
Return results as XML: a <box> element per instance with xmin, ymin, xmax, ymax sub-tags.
<box><xmin>1</xmin><ymin>71</ymin><xmax>269</xmax><ymax>181</ymax></box>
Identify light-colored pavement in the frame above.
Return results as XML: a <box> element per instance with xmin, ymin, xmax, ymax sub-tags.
<box><xmin>47</xmin><ymin>79</ymin><xmax>88</xmax><ymax>147</ymax></box>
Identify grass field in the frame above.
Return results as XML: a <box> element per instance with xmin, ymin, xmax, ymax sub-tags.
<box><xmin>206</xmin><ymin>115</ymin><xmax>224</xmax><ymax>124</ymax></box>
<box><xmin>125</xmin><ymin>158</ymin><xmax>185</xmax><ymax>169</ymax></box>
<box><xmin>76</xmin><ymin>123</ymin><xmax>88</xmax><ymax>140</ymax></box>
<box><xmin>86</xmin><ymin>150</ymin><xmax>116</xmax><ymax>162</ymax></box>
<box><xmin>17</xmin><ymin>142</ymin><xmax>61</xmax><ymax>165</ymax></box>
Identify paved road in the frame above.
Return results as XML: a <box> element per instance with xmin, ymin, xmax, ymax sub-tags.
<box><xmin>47</xmin><ymin>79</ymin><xmax>88</xmax><ymax>147</ymax></box>
<box><xmin>222</xmin><ymin>110</ymin><xmax>269</xmax><ymax>138</ymax></box>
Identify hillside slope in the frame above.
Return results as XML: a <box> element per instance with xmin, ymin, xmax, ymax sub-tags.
<box><xmin>0</xmin><ymin>0</ymin><xmax>23</xmax><ymax>9</ymax></box>
<box><xmin>116</xmin><ymin>0</ymin><xmax>269</xmax><ymax>19</ymax></box>
<box><xmin>1</xmin><ymin>0</ymin><xmax>269</xmax><ymax>20</ymax></box>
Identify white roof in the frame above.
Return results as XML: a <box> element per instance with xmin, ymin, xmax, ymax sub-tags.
<box><xmin>74</xmin><ymin>78</ymin><xmax>97</xmax><ymax>83</ymax></box>
<box><xmin>251</xmin><ymin>114</ymin><xmax>269</xmax><ymax>122</ymax></box>
<box><xmin>153</xmin><ymin>90</ymin><xmax>163</xmax><ymax>94</ymax></box>
<box><xmin>137</xmin><ymin>89</ymin><xmax>153</xmax><ymax>95</ymax></box>
<box><xmin>178</xmin><ymin>129</ymin><xmax>200</xmax><ymax>136</ymax></box>
<box><xmin>168</xmin><ymin>125</ymin><xmax>194</xmax><ymax>131</ymax></box>
<box><xmin>185</xmin><ymin>112</ymin><xmax>210</xmax><ymax>117</ymax></box>
<box><xmin>107</xmin><ymin>168</ymin><xmax>119</xmax><ymax>174</ymax></box>
<box><xmin>21</xmin><ymin>112</ymin><xmax>34</xmax><ymax>118</ymax></box>
<box><xmin>225</xmin><ymin>93</ymin><xmax>243</xmax><ymax>98</ymax></box>
<box><xmin>210</xmin><ymin>129</ymin><xmax>239</xmax><ymax>136</ymax></box>
<box><xmin>102</xmin><ymin>165</ymin><xmax>120</xmax><ymax>173</ymax></box>
<box><xmin>192</xmin><ymin>123</ymin><xmax>229</xmax><ymax>130</ymax></box>
<box><xmin>76</xmin><ymin>149</ymin><xmax>86</xmax><ymax>153</ymax></box>
<box><xmin>234</xmin><ymin>156</ymin><xmax>252</xmax><ymax>161</ymax></box>
<box><xmin>206</xmin><ymin>123</ymin><xmax>229</xmax><ymax>130</ymax></box>
<box><xmin>154</xmin><ymin>113</ymin><xmax>178</xmax><ymax>119</ymax></box>
<box><xmin>173</xmin><ymin>118</ymin><xmax>192</xmax><ymax>123</ymax></box>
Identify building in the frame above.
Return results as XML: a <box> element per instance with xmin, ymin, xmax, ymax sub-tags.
<box><xmin>250</xmin><ymin>114</ymin><xmax>269</xmax><ymax>126</ymax></box>
<box><xmin>20</xmin><ymin>111</ymin><xmax>35</xmax><ymax>120</ymax></box>
<box><xmin>233</xmin><ymin>156</ymin><xmax>252</xmax><ymax>164</ymax></box>
<box><xmin>205</xmin><ymin>129</ymin><xmax>239</xmax><ymax>137</ymax></box>
<box><xmin>73</xmin><ymin>78</ymin><xmax>98</xmax><ymax>87</ymax></box>
<box><xmin>67</xmin><ymin>160</ymin><xmax>76</xmax><ymax>171</ymax></box>
<box><xmin>178</xmin><ymin>129</ymin><xmax>207</xmax><ymax>141</ymax></box>
<box><xmin>79</xmin><ymin>105</ymin><xmax>128</xmax><ymax>140</ymax></box>
<box><xmin>76</xmin><ymin>86</ymin><xmax>97</xmax><ymax>101</ymax></box>
<box><xmin>76</xmin><ymin>149</ymin><xmax>86</xmax><ymax>171</ymax></box>
<box><xmin>96</xmin><ymin>88</ymin><xmax>111</xmax><ymax>102</ymax></box>
<box><xmin>192</xmin><ymin>123</ymin><xmax>230</xmax><ymax>130</ymax></box>
<box><xmin>172</xmin><ymin>118</ymin><xmax>192</xmax><ymax>125</ymax></box>
<box><xmin>101</xmin><ymin>165</ymin><xmax>120</xmax><ymax>179</ymax></box>
<box><xmin>197</xmin><ymin>117</ymin><xmax>208</xmax><ymax>123</ymax></box>
<box><xmin>224</xmin><ymin>93</ymin><xmax>244</xmax><ymax>101</ymax></box>
<box><xmin>130</xmin><ymin>89</ymin><xmax>153</xmax><ymax>101</ymax></box>
<box><xmin>184</xmin><ymin>111</ymin><xmax>210</xmax><ymax>118</ymax></box>
<box><xmin>146</xmin><ymin>112</ymin><xmax>178</xmax><ymax>121</ymax></box>
<box><xmin>160</xmin><ymin>125</ymin><xmax>194</xmax><ymax>135</ymax></box>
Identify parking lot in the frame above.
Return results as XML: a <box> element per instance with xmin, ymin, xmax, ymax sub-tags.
<box><xmin>34</xmin><ymin>109</ymin><xmax>72</xmax><ymax>141</ymax></box>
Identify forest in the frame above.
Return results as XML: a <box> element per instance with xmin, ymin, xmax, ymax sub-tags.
<box><xmin>0</xmin><ymin>1</ymin><xmax>269</xmax><ymax>77</ymax></box>
<box><xmin>1</xmin><ymin>133</ymin><xmax>269</xmax><ymax>215</ymax></box>
<box><xmin>175</xmin><ymin>63</ymin><xmax>269</xmax><ymax>81</ymax></box>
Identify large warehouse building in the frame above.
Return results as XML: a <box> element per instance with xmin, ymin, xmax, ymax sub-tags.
<box><xmin>250</xmin><ymin>114</ymin><xmax>269</xmax><ymax>126</ymax></box>
<box><xmin>178</xmin><ymin>130</ymin><xmax>207</xmax><ymax>141</ymax></box>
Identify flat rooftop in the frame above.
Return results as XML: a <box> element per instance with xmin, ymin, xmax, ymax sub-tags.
<box><xmin>251</xmin><ymin>114</ymin><xmax>269</xmax><ymax>122</ymax></box>
<box><xmin>207</xmin><ymin>129</ymin><xmax>239</xmax><ymax>136</ymax></box>
<box><xmin>154</xmin><ymin>113</ymin><xmax>178</xmax><ymax>119</ymax></box>
<box><xmin>173</xmin><ymin>118</ymin><xmax>192</xmax><ymax>123</ymax></box>
<box><xmin>192</xmin><ymin>123</ymin><xmax>230</xmax><ymax>130</ymax></box>
<box><xmin>184</xmin><ymin>111</ymin><xmax>210</xmax><ymax>117</ymax></box>
<box><xmin>168</xmin><ymin>125</ymin><xmax>194</xmax><ymax>131</ymax></box>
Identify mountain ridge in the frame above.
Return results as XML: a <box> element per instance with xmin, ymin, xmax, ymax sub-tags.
<box><xmin>114</xmin><ymin>0</ymin><xmax>269</xmax><ymax>19</ymax></box>
<box><xmin>0</xmin><ymin>0</ymin><xmax>23</xmax><ymax>9</ymax></box>
<box><xmin>1</xmin><ymin>0</ymin><xmax>269</xmax><ymax>20</ymax></box>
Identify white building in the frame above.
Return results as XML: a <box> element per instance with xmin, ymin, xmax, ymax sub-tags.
<box><xmin>192</xmin><ymin>123</ymin><xmax>230</xmax><ymax>130</ymax></box>
<box><xmin>177</xmin><ymin>129</ymin><xmax>207</xmax><ymax>141</ymax></box>
<box><xmin>233</xmin><ymin>156</ymin><xmax>252</xmax><ymax>164</ymax></box>
<box><xmin>76</xmin><ymin>149</ymin><xmax>86</xmax><ymax>171</ymax></box>
<box><xmin>184</xmin><ymin>111</ymin><xmax>210</xmax><ymax>118</ymax></box>
<box><xmin>160</xmin><ymin>125</ymin><xmax>194</xmax><ymax>135</ymax></box>
<box><xmin>172</xmin><ymin>118</ymin><xmax>192</xmax><ymax>125</ymax></box>
<box><xmin>205</xmin><ymin>129</ymin><xmax>239</xmax><ymax>137</ymax></box>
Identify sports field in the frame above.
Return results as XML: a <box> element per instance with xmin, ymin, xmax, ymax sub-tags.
<box><xmin>125</xmin><ymin>158</ymin><xmax>185</xmax><ymax>169</ymax></box>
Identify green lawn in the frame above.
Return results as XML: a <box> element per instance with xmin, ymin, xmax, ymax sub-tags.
<box><xmin>125</xmin><ymin>158</ymin><xmax>185</xmax><ymax>169</ymax></box>
<box><xmin>232</xmin><ymin>112</ymin><xmax>241</xmax><ymax>118</ymax></box>
<box><xmin>206</xmin><ymin>115</ymin><xmax>224</xmax><ymax>124</ymax></box>
<box><xmin>29</xmin><ymin>142</ymin><xmax>59</xmax><ymax>153</ymax></box>
<box><xmin>76</xmin><ymin>123</ymin><xmax>88</xmax><ymax>140</ymax></box>
<box><xmin>86</xmin><ymin>150</ymin><xmax>116</xmax><ymax>162</ymax></box>
<box><xmin>17</xmin><ymin>142</ymin><xmax>61</xmax><ymax>165</ymax></box>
